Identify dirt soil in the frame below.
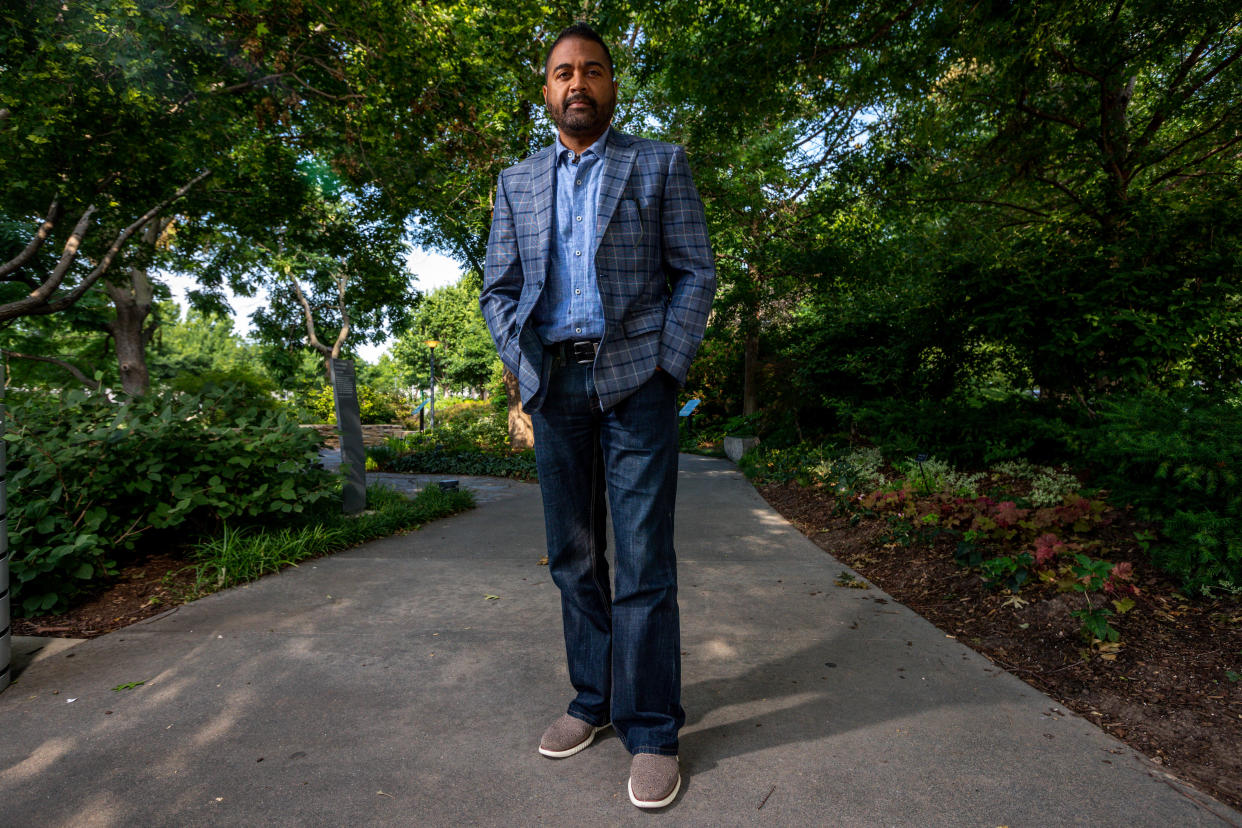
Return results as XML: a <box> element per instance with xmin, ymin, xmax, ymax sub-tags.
<box><xmin>12</xmin><ymin>552</ymin><xmax>198</xmax><ymax>639</ymax></box>
<box><xmin>11</xmin><ymin>479</ymin><xmax>1242</xmax><ymax>814</ymax></box>
<box><xmin>758</xmin><ymin>481</ymin><xmax>1242</xmax><ymax>815</ymax></box>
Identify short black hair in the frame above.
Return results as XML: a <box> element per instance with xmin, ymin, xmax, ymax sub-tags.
<box><xmin>545</xmin><ymin>22</ymin><xmax>614</xmax><ymax>77</ymax></box>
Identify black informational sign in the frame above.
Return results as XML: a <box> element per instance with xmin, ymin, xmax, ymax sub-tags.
<box><xmin>330</xmin><ymin>359</ymin><xmax>366</xmax><ymax>514</ymax></box>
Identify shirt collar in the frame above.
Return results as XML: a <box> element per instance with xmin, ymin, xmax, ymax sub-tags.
<box><xmin>555</xmin><ymin>127</ymin><xmax>610</xmax><ymax>166</ymax></box>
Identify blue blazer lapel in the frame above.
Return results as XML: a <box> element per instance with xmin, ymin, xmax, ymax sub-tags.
<box><xmin>531</xmin><ymin>146</ymin><xmax>557</xmax><ymax>275</ymax></box>
<box><xmin>594</xmin><ymin>132</ymin><xmax>636</xmax><ymax>254</ymax></box>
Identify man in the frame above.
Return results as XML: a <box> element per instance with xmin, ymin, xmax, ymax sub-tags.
<box><xmin>479</xmin><ymin>22</ymin><xmax>715</xmax><ymax>810</ymax></box>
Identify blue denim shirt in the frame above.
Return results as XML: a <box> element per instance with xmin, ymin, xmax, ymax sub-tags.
<box><xmin>531</xmin><ymin>128</ymin><xmax>610</xmax><ymax>344</ymax></box>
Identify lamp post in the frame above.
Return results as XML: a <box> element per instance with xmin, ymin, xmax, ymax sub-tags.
<box><xmin>425</xmin><ymin>340</ymin><xmax>440</xmax><ymax>429</ymax></box>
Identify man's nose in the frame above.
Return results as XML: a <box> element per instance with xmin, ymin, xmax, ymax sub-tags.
<box><xmin>569</xmin><ymin>70</ymin><xmax>589</xmax><ymax>91</ymax></box>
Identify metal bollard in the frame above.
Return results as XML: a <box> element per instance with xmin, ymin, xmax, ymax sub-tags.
<box><xmin>1</xmin><ymin>386</ymin><xmax>10</xmax><ymax>692</ymax></box>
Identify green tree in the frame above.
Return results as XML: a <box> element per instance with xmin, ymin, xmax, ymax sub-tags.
<box><xmin>0</xmin><ymin>0</ymin><xmax>509</xmax><ymax>394</ymax></box>
<box><xmin>880</xmin><ymin>0</ymin><xmax>1242</xmax><ymax>403</ymax></box>
<box><xmin>170</xmin><ymin>166</ymin><xmax>416</xmax><ymax>381</ymax></box>
<box><xmin>395</xmin><ymin>274</ymin><xmax>499</xmax><ymax>396</ymax></box>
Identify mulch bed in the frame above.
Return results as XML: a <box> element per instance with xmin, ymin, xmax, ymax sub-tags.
<box><xmin>757</xmin><ymin>480</ymin><xmax>1242</xmax><ymax>814</ymax></box>
<box><xmin>11</xmin><ymin>552</ymin><xmax>198</xmax><ymax>639</ymax></box>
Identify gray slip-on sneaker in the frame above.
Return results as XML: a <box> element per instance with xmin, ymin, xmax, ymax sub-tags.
<box><xmin>628</xmin><ymin>753</ymin><xmax>681</xmax><ymax>809</ymax></box>
<box><xmin>538</xmin><ymin>714</ymin><xmax>610</xmax><ymax>758</ymax></box>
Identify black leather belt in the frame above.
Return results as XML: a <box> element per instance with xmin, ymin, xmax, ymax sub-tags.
<box><xmin>548</xmin><ymin>339</ymin><xmax>600</xmax><ymax>364</ymax></box>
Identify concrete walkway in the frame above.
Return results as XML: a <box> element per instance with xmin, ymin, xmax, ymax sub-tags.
<box><xmin>1</xmin><ymin>455</ymin><xmax>1238</xmax><ymax>827</ymax></box>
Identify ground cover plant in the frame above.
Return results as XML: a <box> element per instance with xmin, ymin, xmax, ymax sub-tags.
<box><xmin>191</xmin><ymin>483</ymin><xmax>474</xmax><ymax>592</ymax></box>
<box><xmin>743</xmin><ymin>443</ymin><xmax>1145</xmax><ymax>646</ymax></box>
<box><xmin>742</xmin><ymin>442</ymin><xmax>1242</xmax><ymax>811</ymax></box>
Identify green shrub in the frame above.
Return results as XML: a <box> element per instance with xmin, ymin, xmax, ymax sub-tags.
<box><xmin>5</xmin><ymin>387</ymin><xmax>336</xmax><ymax>614</ymax></box>
<box><xmin>303</xmin><ymin>383</ymin><xmax>404</xmax><ymax>424</ymax></box>
<box><xmin>434</xmin><ymin>398</ymin><xmax>490</xmax><ymax>423</ymax></box>
<box><xmin>738</xmin><ymin>442</ymin><xmax>833</xmax><ymax>485</ymax></box>
<box><xmin>165</xmin><ymin>367</ymin><xmax>279</xmax><ymax>422</ymax></box>
<box><xmin>1083</xmin><ymin>389</ymin><xmax>1242</xmax><ymax>595</ymax></box>
<box><xmin>387</xmin><ymin>446</ymin><xmax>537</xmax><ymax>480</ymax></box>
<box><xmin>365</xmin><ymin>398</ymin><xmax>531</xmax><ymax>480</ymax></box>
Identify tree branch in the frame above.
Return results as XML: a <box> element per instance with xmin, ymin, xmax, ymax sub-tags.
<box><xmin>24</xmin><ymin>204</ymin><xmax>98</xmax><ymax>305</ymax></box>
<box><xmin>0</xmin><ymin>200</ymin><xmax>62</xmax><ymax>280</ymax></box>
<box><xmin>4</xmin><ymin>169</ymin><xmax>212</xmax><ymax>321</ymax></box>
<box><xmin>288</xmin><ymin>272</ymin><xmax>332</xmax><ymax>356</ymax></box>
<box><xmin>1146</xmin><ymin>132</ymin><xmax>1242</xmax><ymax>189</ymax></box>
<box><xmin>913</xmin><ymin>195</ymin><xmax>1052</xmax><ymax>218</ymax></box>
<box><xmin>807</xmin><ymin>0</ymin><xmax>925</xmax><ymax>63</ymax></box>
<box><xmin>1135</xmin><ymin>109</ymin><xmax>1237</xmax><ymax>176</ymax></box>
<box><xmin>1032</xmin><ymin>174</ymin><xmax>1103</xmax><ymax>222</ymax></box>
<box><xmin>1017</xmin><ymin>93</ymin><xmax>1085</xmax><ymax>131</ymax></box>
<box><xmin>1131</xmin><ymin>32</ymin><xmax>1214</xmax><ymax>156</ymax></box>
<box><xmin>331</xmin><ymin>270</ymin><xmax>350</xmax><ymax>358</ymax></box>
<box><xmin>1</xmin><ymin>349</ymin><xmax>100</xmax><ymax>390</ymax></box>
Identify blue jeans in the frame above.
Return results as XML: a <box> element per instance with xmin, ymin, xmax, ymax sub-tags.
<box><xmin>531</xmin><ymin>354</ymin><xmax>684</xmax><ymax>756</ymax></box>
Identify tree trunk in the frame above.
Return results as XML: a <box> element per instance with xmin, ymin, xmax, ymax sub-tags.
<box><xmin>288</xmin><ymin>269</ymin><xmax>348</xmax><ymax>382</ymax></box>
<box><xmin>503</xmin><ymin>367</ymin><xmax>533</xmax><ymax>450</ymax></box>
<box><xmin>104</xmin><ymin>223</ymin><xmax>167</xmax><ymax>397</ymax></box>
<box><xmin>742</xmin><ymin>329</ymin><xmax>759</xmax><ymax>417</ymax></box>
<box><xmin>105</xmin><ymin>274</ymin><xmax>154</xmax><ymax>397</ymax></box>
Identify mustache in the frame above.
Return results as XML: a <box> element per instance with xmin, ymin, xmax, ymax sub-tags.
<box><xmin>564</xmin><ymin>94</ymin><xmax>596</xmax><ymax>108</ymax></box>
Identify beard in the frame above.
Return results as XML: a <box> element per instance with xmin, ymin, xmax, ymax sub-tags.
<box><xmin>548</xmin><ymin>92</ymin><xmax>615</xmax><ymax>137</ymax></box>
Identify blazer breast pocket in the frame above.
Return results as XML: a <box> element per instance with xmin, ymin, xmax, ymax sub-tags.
<box><xmin>606</xmin><ymin>197</ymin><xmax>644</xmax><ymax>248</ymax></box>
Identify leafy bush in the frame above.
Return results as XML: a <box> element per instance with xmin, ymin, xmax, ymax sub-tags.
<box><xmin>386</xmin><ymin>445</ymin><xmax>537</xmax><ymax>480</ymax></box>
<box><xmin>426</xmin><ymin>399</ymin><xmax>510</xmax><ymax>451</ymax></box>
<box><xmin>364</xmin><ymin>399</ymin><xmax>533</xmax><ymax>480</ymax></box>
<box><xmin>165</xmin><ymin>367</ymin><xmax>280</xmax><ymax>422</ymax></box>
<box><xmin>5</xmin><ymin>387</ymin><xmax>336</xmax><ymax>614</ymax></box>
<box><xmin>302</xmin><ymin>383</ymin><xmax>405</xmax><ymax>424</ymax></box>
<box><xmin>738</xmin><ymin>442</ymin><xmax>833</xmax><ymax>485</ymax></box>
<box><xmin>1084</xmin><ymin>389</ymin><xmax>1242</xmax><ymax>595</ymax></box>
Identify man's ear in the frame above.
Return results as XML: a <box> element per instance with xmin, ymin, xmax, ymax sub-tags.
<box><xmin>542</xmin><ymin>84</ymin><xmax>548</xmax><ymax>105</ymax></box>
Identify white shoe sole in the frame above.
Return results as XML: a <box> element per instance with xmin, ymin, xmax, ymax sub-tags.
<box><xmin>628</xmin><ymin>772</ymin><xmax>681</xmax><ymax>809</ymax></box>
<box><xmin>538</xmin><ymin>723</ymin><xmax>610</xmax><ymax>758</ymax></box>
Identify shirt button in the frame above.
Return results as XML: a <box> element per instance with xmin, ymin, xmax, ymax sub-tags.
<box><xmin>576</xmin><ymin>180</ymin><xmax>582</xmax><ymax>186</ymax></box>
<box><xmin>574</xmin><ymin>250</ymin><xmax>581</xmax><ymax>257</ymax></box>
<box><xmin>575</xmin><ymin>288</ymin><xmax>581</xmax><ymax>295</ymax></box>
<box><xmin>575</xmin><ymin>327</ymin><xmax>582</xmax><ymax>333</ymax></box>
<box><xmin>575</xmin><ymin>216</ymin><xmax>582</xmax><ymax>222</ymax></box>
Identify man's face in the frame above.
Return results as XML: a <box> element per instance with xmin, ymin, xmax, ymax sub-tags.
<box><xmin>543</xmin><ymin>37</ymin><xmax>617</xmax><ymax>141</ymax></box>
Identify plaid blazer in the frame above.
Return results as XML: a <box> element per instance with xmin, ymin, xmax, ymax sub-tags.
<box><xmin>481</xmin><ymin>130</ymin><xmax>716</xmax><ymax>412</ymax></box>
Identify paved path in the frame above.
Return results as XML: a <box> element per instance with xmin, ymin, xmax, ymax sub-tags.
<box><xmin>316</xmin><ymin>449</ymin><xmax>525</xmax><ymax>505</ymax></box>
<box><xmin>1</xmin><ymin>455</ymin><xmax>1238</xmax><ymax>826</ymax></box>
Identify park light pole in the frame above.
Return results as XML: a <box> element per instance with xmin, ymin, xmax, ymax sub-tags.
<box><xmin>425</xmin><ymin>340</ymin><xmax>440</xmax><ymax>429</ymax></box>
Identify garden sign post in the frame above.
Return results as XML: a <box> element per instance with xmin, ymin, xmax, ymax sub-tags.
<box><xmin>329</xmin><ymin>358</ymin><xmax>366</xmax><ymax>515</ymax></box>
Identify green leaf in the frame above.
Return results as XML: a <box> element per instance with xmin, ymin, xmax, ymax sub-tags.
<box><xmin>112</xmin><ymin>681</ymin><xmax>146</xmax><ymax>691</ymax></box>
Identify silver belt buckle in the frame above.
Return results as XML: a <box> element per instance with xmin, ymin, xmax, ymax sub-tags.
<box><xmin>570</xmin><ymin>340</ymin><xmax>597</xmax><ymax>364</ymax></box>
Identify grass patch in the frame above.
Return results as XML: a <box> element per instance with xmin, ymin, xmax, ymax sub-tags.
<box><xmin>191</xmin><ymin>483</ymin><xmax>474</xmax><ymax>593</ymax></box>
